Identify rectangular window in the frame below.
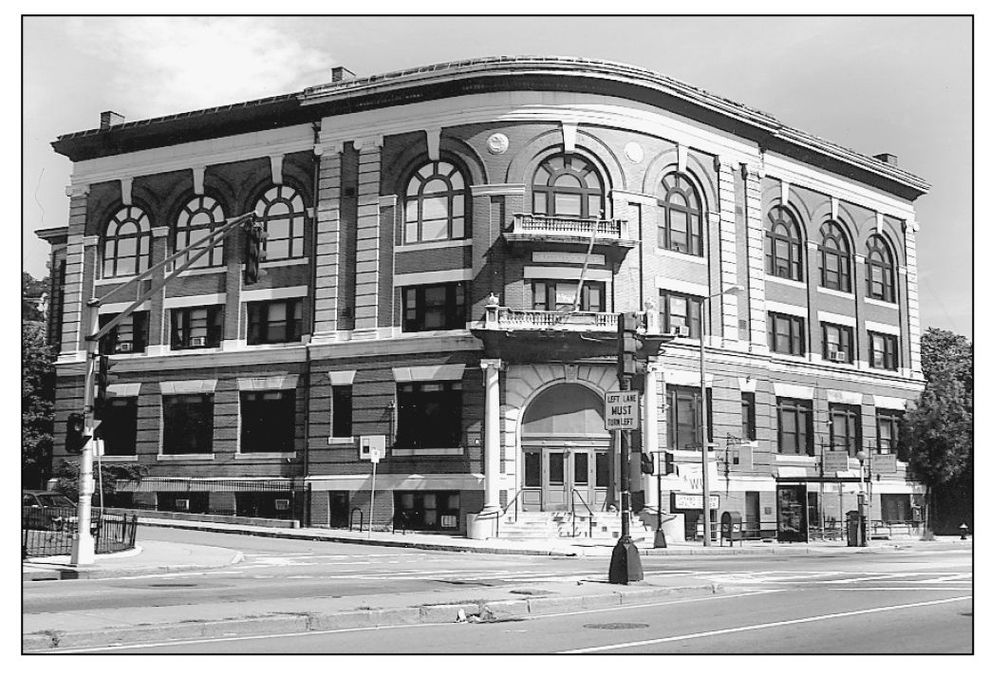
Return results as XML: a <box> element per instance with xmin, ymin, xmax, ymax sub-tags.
<box><xmin>573</xmin><ymin>453</ymin><xmax>589</xmax><ymax>485</ymax></box>
<box><xmin>829</xmin><ymin>403</ymin><xmax>861</xmax><ymax>458</ymax></box>
<box><xmin>595</xmin><ymin>452</ymin><xmax>610</xmax><ymax>488</ymax></box>
<box><xmin>99</xmin><ymin>311</ymin><xmax>149</xmax><ymax>355</ymax></box>
<box><xmin>395</xmin><ymin>381</ymin><xmax>462</xmax><ymax>449</ymax></box>
<box><xmin>170</xmin><ymin>305</ymin><xmax>224</xmax><ymax>350</ymax></box>
<box><xmin>162</xmin><ymin>394</ymin><xmax>214</xmax><ymax>454</ymax></box>
<box><xmin>876</xmin><ymin>409</ymin><xmax>903</xmax><ymax>456</ymax></box>
<box><xmin>742</xmin><ymin>392</ymin><xmax>757</xmax><ymax>441</ymax></box>
<box><xmin>524</xmin><ymin>451</ymin><xmax>542</xmax><ymax>488</ymax></box>
<box><xmin>97</xmin><ymin>397</ymin><xmax>138</xmax><ymax>456</ymax></box>
<box><xmin>240</xmin><ymin>390</ymin><xmax>295</xmax><ymax>453</ymax></box>
<box><xmin>869</xmin><ymin>331</ymin><xmax>899</xmax><ymax>370</ymax></box>
<box><xmin>665</xmin><ymin>385</ymin><xmax>712</xmax><ymax>451</ymax></box>
<box><xmin>768</xmin><ymin>312</ymin><xmax>805</xmax><ymax>356</ymax></box>
<box><xmin>247</xmin><ymin>299</ymin><xmax>303</xmax><ymax>345</ymax></box>
<box><xmin>548</xmin><ymin>453</ymin><xmax>565</xmax><ymax>485</ymax></box>
<box><xmin>658</xmin><ymin>290</ymin><xmax>703</xmax><ymax>337</ymax></box>
<box><xmin>776</xmin><ymin>397</ymin><xmax>813</xmax><ymax>455</ymax></box>
<box><xmin>402</xmin><ymin>282</ymin><xmax>467</xmax><ymax>332</ymax></box>
<box><xmin>331</xmin><ymin>385</ymin><xmax>353</xmax><ymax>438</ymax></box>
<box><xmin>821</xmin><ymin>322</ymin><xmax>854</xmax><ymax>363</ymax></box>
<box><xmin>531</xmin><ymin>280</ymin><xmax>605</xmax><ymax>313</ymax></box>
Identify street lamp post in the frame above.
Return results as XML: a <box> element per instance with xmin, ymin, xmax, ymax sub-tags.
<box><xmin>698</xmin><ymin>285</ymin><xmax>744</xmax><ymax>547</ymax></box>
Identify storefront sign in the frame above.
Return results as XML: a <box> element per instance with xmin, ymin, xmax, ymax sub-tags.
<box><xmin>872</xmin><ymin>453</ymin><xmax>899</xmax><ymax>475</ymax></box>
<box><xmin>605</xmin><ymin>391</ymin><xmax>639</xmax><ymax>430</ymax></box>
<box><xmin>822</xmin><ymin>452</ymin><xmax>851</xmax><ymax>474</ymax></box>
<box><xmin>673</xmin><ymin>493</ymin><xmax>719</xmax><ymax>510</ymax></box>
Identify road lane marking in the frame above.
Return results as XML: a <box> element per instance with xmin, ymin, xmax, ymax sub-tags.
<box><xmin>35</xmin><ymin>590</ymin><xmax>781</xmax><ymax>653</ymax></box>
<box><xmin>560</xmin><ymin>595</ymin><xmax>973</xmax><ymax>654</ymax></box>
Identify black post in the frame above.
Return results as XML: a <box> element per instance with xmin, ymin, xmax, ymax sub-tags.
<box><xmin>609</xmin><ymin>360</ymin><xmax>643</xmax><ymax>584</ymax></box>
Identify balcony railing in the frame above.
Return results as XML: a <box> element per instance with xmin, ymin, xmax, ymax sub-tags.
<box><xmin>480</xmin><ymin>304</ymin><xmax>618</xmax><ymax>332</ymax></box>
<box><xmin>506</xmin><ymin>214</ymin><xmax>630</xmax><ymax>243</ymax></box>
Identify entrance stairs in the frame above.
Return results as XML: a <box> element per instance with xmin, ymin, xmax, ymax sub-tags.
<box><xmin>496</xmin><ymin>511</ymin><xmax>653</xmax><ymax>543</ymax></box>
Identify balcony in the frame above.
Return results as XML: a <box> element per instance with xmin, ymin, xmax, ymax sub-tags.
<box><xmin>489</xmin><ymin>306</ymin><xmax>618</xmax><ymax>332</ymax></box>
<box><xmin>471</xmin><ymin>302</ymin><xmax>619</xmax><ymax>361</ymax></box>
<box><xmin>504</xmin><ymin>214</ymin><xmax>635</xmax><ymax>248</ymax></box>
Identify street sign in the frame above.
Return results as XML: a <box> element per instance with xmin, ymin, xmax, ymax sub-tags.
<box><xmin>822</xmin><ymin>452</ymin><xmax>851</xmax><ymax>474</ymax></box>
<box><xmin>673</xmin><ymin>493</ymin><xmax>720</xmax><ymax>510</ymax></box>
<box><xmin>605</xmin><ymin>391</ymin><xmax>639</xmax><ymax>430</ymax></box>
<box><xmin>360</xmin><ymin>435</ymin><xmax>386</xmax><ymax>463</ymax></box>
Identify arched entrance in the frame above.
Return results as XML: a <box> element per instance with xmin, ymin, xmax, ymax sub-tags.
<box><xmin>519</xmin><ymin>383</ymin><xmax>612</xmax><ymax>511</ymax></box>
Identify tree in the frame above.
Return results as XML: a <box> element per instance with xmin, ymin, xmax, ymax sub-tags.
<box><xmin>900</xmin><ymin>328</ymin><xmax>973</xmax><ymax>535</ymax></box>
<box><xmin>22</xmin><ymin>272</ymin><xmax>48</xmax><ymax>322</ymax></box>
<box><xmin>52</xmin><ymin>460</ymin><xmax>148</xmax><ymax>506</ymax></box>
<box><xmin>22</xmin><ymin>320</ymin><xmax>55</xmax><ymax>488</ymax></box>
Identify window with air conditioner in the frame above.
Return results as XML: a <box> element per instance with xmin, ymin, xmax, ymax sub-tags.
<box><xmin>99</xmin><ymin>312</ymin><xmax>149</xmax><ymax>355</ymax></box>
<box><xmin>170</xmin><ymin>305</ymin><xmax>223</xmax><ymax>350</ymax></box>
<box><xmin>658</xmin><ymin>290</ymin><xmax>702</xmax><ymax>337</ymax></box>
<box><xmin>821</xmin><ymin>322</ymin><xmax>854</xmax><ymax>364</ymax></box>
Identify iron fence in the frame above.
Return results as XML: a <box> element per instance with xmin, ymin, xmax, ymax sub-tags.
<box><xmin>22</xmin><ymin>507</ymin><xmax>138</xmax><ymax>559</ymax></box>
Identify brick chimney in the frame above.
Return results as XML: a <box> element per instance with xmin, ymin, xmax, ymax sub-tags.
<box><xmin>331</xmin><ymin>66</ymin><xmax>355</xmax><ymax>83</ymax></box>
<box><xmin>100</xmin><ymin>111</ymin><xmax>125</xmax><ymax>130</ymax></box>
<box><xmin>873</xmin><ymin>153</ymin><xmax>898</xmax><ymax>167</ymax></box>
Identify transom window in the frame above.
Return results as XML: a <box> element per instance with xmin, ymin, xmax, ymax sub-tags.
<box><xmin>175</xmin><ymin>196</ymin><xmax>225</xmax><ymax>268</ymax></box>
<box><xmin>819</xmin><ymin>221</ymin><xmax>851</xmax><ymax>291</ymax></box>
<box><xmin>765</xmin><ymin>206</ymin><xmax>803</xmax><ymax>281</ymax></box>
<box><xmin>658</xmin><ymin>173</ymin><xmax>703</xmax><ymax>256</ymax></box>
<box><xmin>865</xmin><ymin>235</ymin><xmax>896</xmax><ymax>302</ymax></box>
<box><xmin>254</xmin><ymin>185</ymin><xmax>306</xmax><ymax>261</ymax></box>
<box><xmin>403</xmin><ymin>161</ymin><xmax>467</xmax><ymax>244</ymax></box>
<box><xmin>532</xmin><ymin>154</ymin><xmax>604</xmax><ymax>219</ymax></box>
<box><xmin>821</xmin><ymin>322</ymin><xmax>854</xmax><ymax>363</ymax></box>
<box><xmin>102</xmin><ymin>206</ymin><xmax>152</xmax><ymax>278</ymax></box>
<box><xmin>768</xmin><ymin>312</ymin><xmax>805</xmax><ymax>356</ymax></box>
<box><xmin>531</xmin><ymin>280</ymin><xmax>605</xmax><ymax>313</ymax></box>
<box><xmin>658</xmin><ymin>290</ymin><xmax>703</xmax><ymax>337</ymax></box>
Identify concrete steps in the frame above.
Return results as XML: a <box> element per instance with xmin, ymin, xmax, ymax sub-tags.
<box><xmin>497</xmin><ymin>511</ymin><xmax>653</xmax><ymax>542</ymax></box>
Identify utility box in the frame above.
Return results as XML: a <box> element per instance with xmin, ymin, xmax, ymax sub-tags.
<box><xmin>720</xmin><ymin>511</ymin><xmax>742</xmax><ymax>546</ymax></box>
<box><xmin>846</xmin><ymin>510</ymin><xmax>862</xmax><ymax>547</ymax></box>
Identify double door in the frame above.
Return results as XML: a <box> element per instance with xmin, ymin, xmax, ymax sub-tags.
<box><xmin>521</xmin><ymin>447</ymin><xmax>610</xmax><ymax>511</ymax></box>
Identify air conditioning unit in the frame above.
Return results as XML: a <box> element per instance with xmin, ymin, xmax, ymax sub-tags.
<box><xmin>116</xmin><ymin>341</ymin><xmax>133</xmax><ymax>353</ymax></box>
<box><xmin>189</xmin><ymin>336</ymin><xmax>208</xmax><ymax>347</ymax></box>
<box><xmin>829</xmin><ymin>349</ymin><xmax>847</xmax><ymax>362</ymax></box>
<box><xmin>673</xmin><ymin>325</ymin><xmax>691</xmax><ymax>337</ymax></box>
<box><xmin>274</xmin><ymin>499</ymin><xmax>290</xmax><ymax>511</ymax></box>
<box><xmin>174</xmin><ymin>498</ymin><xmax>190</xmax><ymax>511</ymax></box>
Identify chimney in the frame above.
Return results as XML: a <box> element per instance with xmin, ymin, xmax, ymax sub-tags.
<box><xmin>331</xmin><ymin>66</ymin><xmax>355</xmax><ymax>83</ymax></box>
<box><xmin>873</xmin><ymin>153</ymin><xmax>898</xmax><ymax>167</ymax></box>
<box><xmin>100</xmin><ymin>111</ymin><xmax>125</xmax><ymax>130</ymax></box>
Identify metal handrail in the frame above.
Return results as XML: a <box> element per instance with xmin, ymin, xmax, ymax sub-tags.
<box><xmin>496</xmin><ymin>487</ymin><xmax>529</xmax><ymax>537</ymax></box>
<box><xmin>570</xmin><ymin>490</ymin><xmax>595</xmax><ymax>538</ymax></box>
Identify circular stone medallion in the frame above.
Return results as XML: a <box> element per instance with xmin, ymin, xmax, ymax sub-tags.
<box><xmin>487</xmin><ymin>133</ymin><xmax>509</xmax><ymax>155</ymax></box>
<box><xmin>624</xmin><ymin>141</ymin><xmax>644</xmax><ymax>163</ymax></box>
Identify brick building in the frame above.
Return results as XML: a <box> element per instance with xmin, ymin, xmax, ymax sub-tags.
<box><xmin>39</xmin><ymin>57</ymin><xmax>929</xmax><ymax>540</ymax></box>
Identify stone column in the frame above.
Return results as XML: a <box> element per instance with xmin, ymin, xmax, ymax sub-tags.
<box><xmin>353</xmin><ymin>136</ymin><xmax>382</xmax><ymax>336</ymax></box>
<box><xmin>480</xmin><ymin>358</ymin><xmax>503</xmax><ymax>512</ymax></box>
<box><xmin>313</xmin><ymin>142</ymin><xmax>342</xmax><ymax>340</ymax></box>
<box><xmin>642</xmin><ymin>362</ymin><xmax>661</xmax><ymax>511</ymax></box>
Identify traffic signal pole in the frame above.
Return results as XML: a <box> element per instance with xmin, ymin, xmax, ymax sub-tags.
<box><xmin>69</xmin><ymin>212</ymin><xmax>255</xmax><ymax>565</ymax></box>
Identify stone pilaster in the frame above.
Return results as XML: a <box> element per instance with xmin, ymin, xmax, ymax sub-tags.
<box><xmin>313</xmin><ymin>144</ymin><xmax>342</xmax><ymax>339</ymax></box>
<box><xmin>60</xmin><ymin>186</ymin><xmax>89</xmax><ymax>359</ymax></box>
<box><xmin>742</xmin><ymin>163</ymin><xmax>768</xmax><ymax>352</ymax></box>
<box><xmin>353</xmin><ymin>137</ymin><xmax>382</xmax><ymax>334</ymax></box>
<box><xmin>904</xmin><ymin>221</ymin><xmax>922</xmax><ymax>377</ymax></box>
<box><xmin>481</xmin><ymin>359</ymin><xmax>503</xmax><ymax>511</ymax></box>
<box><xmin>717</xmin><ymin>159</ymin><xmax>741</xmax><ymax>345</ymax></box>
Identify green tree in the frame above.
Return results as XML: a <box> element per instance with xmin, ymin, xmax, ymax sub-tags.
<box><xmin>52</xmin><ymin>460</ymin><xmax>148</xmax><ymax>505</ymax></box>
<box><xmin>22</xmin><ymin>320</ymin><xmax>55</xmax><ymax>488</ymax></box>
<box><xmin>900</xmin><ymin>328</ymin><xmax>973</xmax><ymax>535</ymax></box>
<box><xmin>22</xmin><ymin>272</ymin><xmax>48</xmax><ymax>322</ymax></box>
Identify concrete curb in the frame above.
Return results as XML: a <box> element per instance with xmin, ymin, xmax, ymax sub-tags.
<box><xmin>22</xmin><ymin>550</ymin><xmax>246</xmax><ymax>581</ymax></box>
<box><xmin>22</xmin><ymin>583</ymin><xmax>723</xmax><ymax>652</ymax></box>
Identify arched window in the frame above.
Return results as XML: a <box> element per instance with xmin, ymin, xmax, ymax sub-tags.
<box><xmin>532</xmin><ymin>154</ymin><xmax>603</xmax><ymax>219</ymax></box>
<box><xmin>175</xmin><ymin>195</ymin><xmax>225</xmax><ymax>268</ymax></box>
<box><xmin>818</xmin><ymin>221</ymin><xmax>851</xmax><ymax>292</ymax></box>
<box><xmin>254</xmin><ymin>185</ymin><xmax>307</xmax><ymax>261</ymax></box>
<box><xmin>403</xmin><ymin>160</ymin><xmax>467</xmax><ymax>244</ymax></box>
<box><xmin>102</xmin><ymin>205</ymin><xmax>152</xmax><ymax>278</ymax></box>
<box><xmin>658</xmin><ymin>173</ymin><xmax>704</xmax><ymax>256</ymax></box>
<box><xmin>765</xmin><ymin>206</ymin><xmax>803</xmax><ymax>281</ymax></box>
<box><xmin>865</xmin><ymin>234</ymin><xmax>896</xmax><ymax>302</ymax></box>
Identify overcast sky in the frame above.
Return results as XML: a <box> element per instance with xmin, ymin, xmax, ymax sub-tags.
<box><xmin>20</xmin><ymin>15</ymin><xmax>973</xmax><ymax>337</ymax></box>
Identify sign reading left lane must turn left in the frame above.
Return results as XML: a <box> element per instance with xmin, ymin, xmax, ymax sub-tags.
<box><xmin>605</xmin><ymin>390</ymin><xmax>639</xmax><ymax>430</ymax></box>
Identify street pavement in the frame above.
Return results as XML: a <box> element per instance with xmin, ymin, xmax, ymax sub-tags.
<box><xmin>22</xmin><ymin>520</ymin><xmax>973</xmax><ymax>653</ymax></box>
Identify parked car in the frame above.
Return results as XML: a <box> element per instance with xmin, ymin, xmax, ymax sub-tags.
<box><xmin>22</xmin><ymin>490</ymin><xmax>76</xmax><ymax>531</ymax></box>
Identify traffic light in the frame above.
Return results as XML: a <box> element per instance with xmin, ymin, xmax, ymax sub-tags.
<box><xmin>243</xmin><ymin>224</ymin><xmax>267</xmax><ymax>285</ymax></box>
<box><xmin>664</xmin><ymin>451</ymin><xmax>675</xmax><ymax>476</ymax></box>
<box><xmin>65</xmin><ymin>412</ymin><xmax>90</xmax><ymax>454</ymax></box>
<box><xmin>618</xmin><ymin>311</ymin><xmax>646</xmax><ymax>377</ymax></box>
<box><xmin>640</xmin><ymin>452</ymin><xmax>655</xmax><ymax>475</ymax></box>
<box><xmin>95</xmin><ymin>355</ymin><xmax>112</xmax><ymax>418</ymax></box>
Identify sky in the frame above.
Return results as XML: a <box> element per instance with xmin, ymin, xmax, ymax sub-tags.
<box><xmin>19</xmin><ymin>14</ymin><xmax>974</xmax><ymax>337</ymax></box>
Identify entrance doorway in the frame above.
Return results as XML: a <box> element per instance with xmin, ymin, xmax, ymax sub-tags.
<box><xmin>519</xmin><ymin>383</ymin><xmax>611</xmax><ymax>512</ymax></box>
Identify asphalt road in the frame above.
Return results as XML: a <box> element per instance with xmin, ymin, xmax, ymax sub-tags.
<box><xmin>24</xmin><ymin>526</ymin><xmax>972</xmax><ymax>654</ymax></box>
